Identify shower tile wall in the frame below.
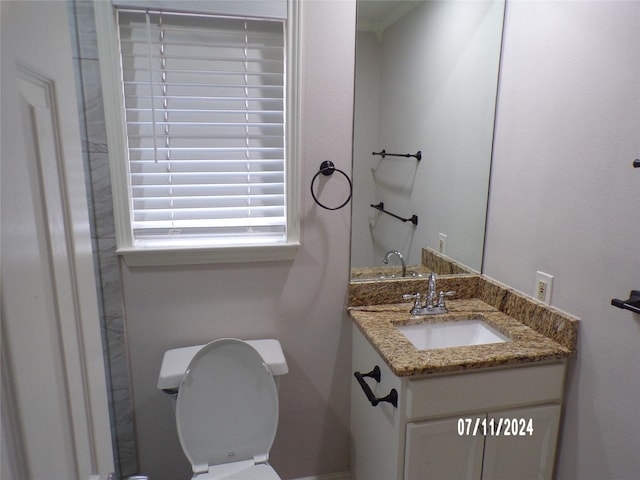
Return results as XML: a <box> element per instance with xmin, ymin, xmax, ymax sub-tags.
<box><xmin>67</xmin><ymin>1</ymin><xmax>138</xmax><ymax>476</ymax></box>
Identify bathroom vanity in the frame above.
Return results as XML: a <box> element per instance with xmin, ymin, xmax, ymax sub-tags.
<box><xmin>348</xmin><ymin>275</ymin><xmax>578</xmax><ymax>480</ymax></box>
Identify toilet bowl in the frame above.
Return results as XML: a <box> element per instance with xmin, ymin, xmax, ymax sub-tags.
<box><xmin>157</xmin><ymin>338</ymin><xmax>288</xmax><ymax>480</ymax></box>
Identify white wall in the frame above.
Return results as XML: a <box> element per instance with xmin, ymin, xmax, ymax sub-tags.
<box><xmin>351</xmin><ymin>30</ymin><xmax>381</xmax><ymax>267</ymax></box>
<box><xmin>121</xmin><ymin>2</ymin><xmax>356</xmax><ymax>479</ymax></box>
<box><xmin>351</xmin><ymin>0</ymin><xmax>504</xmax><ymax>270</ymax></box>
<box><xmin>484</xmin><ymin>1</ymin><xmax>640</xmax><ymax>479</ymax></box>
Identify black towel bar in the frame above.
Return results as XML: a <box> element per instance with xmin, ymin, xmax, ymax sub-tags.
<box><xmin>370</xmin><ymin>202</ymin><xmax>418</xmax><ymax>226</ymax></box>
<box><xmin>611</xmin><ymin>291</ymin><xmax>640</xmax><ymax>314</ymax></box>
<box><xmin>372</xmin><ymin>149</ymin><xmax>422</xmax><ymax>161</ymax></box>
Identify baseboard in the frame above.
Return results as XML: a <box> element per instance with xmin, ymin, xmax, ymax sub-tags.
<box><xmin>291</xmin><ymin>472</ymin><xmax>351</xmax><ymax>480</ymax></box>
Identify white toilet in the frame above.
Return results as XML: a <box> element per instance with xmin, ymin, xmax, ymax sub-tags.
<box><xmin>157</xmin><ymin>338</ymin><xmax>289</xmax><ymax>480</ymax></box>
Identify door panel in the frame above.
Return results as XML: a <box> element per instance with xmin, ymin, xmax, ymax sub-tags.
<box><xmin>1</xmin><ymin>2</ymin><xmax>114</xmax><ymax>479</ymax></box>
<box><xmin>404</xmin><ymin>415</ymin><xmax>485</xmax><ymax>480</ymax></box>
<box><xmin>482</xmin><ymin>404</ymin><xmax>561</xmax><ymax>480</ymax></box>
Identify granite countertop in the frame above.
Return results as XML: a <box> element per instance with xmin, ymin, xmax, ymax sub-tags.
<box><xmin>350</xmin><ymin>247</ymin><xmax>478</xmax><ymax>282</ymax></box>
<box><xmin>348</xmin><ymin>275</ymin><xmax>578</xmax><ymax>377</ymax></box>
<box><xmin>350</xmin><ymin>264</ymin><xmax>432</xmax><ymax>282</ymax></box>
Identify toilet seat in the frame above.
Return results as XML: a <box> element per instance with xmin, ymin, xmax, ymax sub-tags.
<box><xmin>176</xmin><ymin>339</ymin><xmax>280</xmax><ymax>479</ymax></box>
<box><xmin>193</xmin><ymin>460</ymin><xmax>281</xmax><ymax>480</ymax></box>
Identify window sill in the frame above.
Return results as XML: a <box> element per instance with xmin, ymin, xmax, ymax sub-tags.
<box><xmin>117</xmin><ymin>242</ymin><xmax>300</xmax><ymax>267</ymax></box>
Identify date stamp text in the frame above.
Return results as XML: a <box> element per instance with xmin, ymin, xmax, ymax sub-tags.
<box><xmin>457</xmin><ymin>417</ymin><xmax>534</xmax><ymax>436</ymax></box>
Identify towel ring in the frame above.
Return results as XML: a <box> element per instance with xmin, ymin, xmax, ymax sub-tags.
<box><xmin>310</xmin><ymin>161</ymin><xmax>353</xmax><ymax>211</ymax></box>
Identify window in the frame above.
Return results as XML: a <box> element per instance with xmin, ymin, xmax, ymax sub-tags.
<box><xmin>96</xmin><ymin>1</ymin><xmax>300</xmax><ymax>265</ymax></box>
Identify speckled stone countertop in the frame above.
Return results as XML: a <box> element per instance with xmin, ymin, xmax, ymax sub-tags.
<box><xmin>348</xmin><ymin>275</ymin><xmax>578</xmax><ymax>377</ymax></box>
<box><xmin>350</xmin><ymin>264</ymin><xmax>432</xmax><ymax>282</ymax></box>
<box><xmin>350</xmin><ymin>247</ymin><xmax>477</xmax><ymax>282</ymax></box>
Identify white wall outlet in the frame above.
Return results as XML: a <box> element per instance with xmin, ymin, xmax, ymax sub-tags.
<box><xmin>438</xmin><ymin>233</ymin><xmax>447</xmax><ymax>254</ymax></box>
<box><xmin>535</xmin><ymin>271</ymin><xmax>554</xmax><ymax>305</ymax></box>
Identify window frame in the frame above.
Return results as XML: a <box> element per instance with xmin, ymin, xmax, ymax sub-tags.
<box><xmin>95</xmin><ymin>0</ymin><xmax>301</xmax><ymax>266</ymax></box>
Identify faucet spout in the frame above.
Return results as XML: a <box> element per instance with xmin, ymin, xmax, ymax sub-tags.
<box><xmin>403</xmin><ymin>273</ymin><xmax>455</xmax><ymax>316</ymax></box>
<box><xmin>383</xmin><ymin>250</ymin><xmax>407</xmax><ymax>277</ymax></box>
<box><xmin>427</xmin><ymin>272</ymin><xmax>437</xmax><ymax>306</ymax></box>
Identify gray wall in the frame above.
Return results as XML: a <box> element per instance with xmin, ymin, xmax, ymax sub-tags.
<box><xmin>69</xmin><ymin>1</ymin><xmax>356</xmax><ymax>478</ymax></box>
<box><xmin>119</xmin><ymin>2</ymin><xmax>356</xmax><ymax>479</ymax></box>
<box><xmin>484</xmin><ymin>1</ymin><xmax>640</xmax><ymax>479</ymax></box>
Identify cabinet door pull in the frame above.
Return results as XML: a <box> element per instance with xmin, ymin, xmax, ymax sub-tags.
<box><xmin>354</xmin><ymin>366</ymin><xmax>398</xmax><ymax>408</ymax></box>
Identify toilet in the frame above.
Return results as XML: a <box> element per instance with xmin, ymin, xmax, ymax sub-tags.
<box><xmin>157</xmin><ymin>338</ymin><xmax>289</xmax><ymax>480</ymax></box>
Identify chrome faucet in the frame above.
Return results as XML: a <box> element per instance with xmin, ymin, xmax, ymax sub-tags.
<box><xmin>382</xmin><ymin>250</ymin><xmax>407</xmax><ymax>277</ymax></box>
<box><xmin>426</xmin><ymin>271</ymin><xmax>437</xmax><ymax>308</ymax></box>
<box><xmin>403</xmin><ymin>273</ymin><xmax>455</xmax><ymax>315</ymax></box>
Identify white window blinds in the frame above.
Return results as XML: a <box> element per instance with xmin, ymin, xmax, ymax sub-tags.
<box><xmin>117</xmin><ymin>9</ymin><xmax>286</xmax><ymax>247</ymax></box>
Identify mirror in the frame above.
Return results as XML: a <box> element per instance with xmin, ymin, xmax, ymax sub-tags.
<box><xmin>350</xmin><ymin>0</ymin><xmax>505</xmax><ymax>280</ymax></box>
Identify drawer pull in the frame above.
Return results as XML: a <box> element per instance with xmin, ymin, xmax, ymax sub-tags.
<box><xmin>354</xmin><ymin>366</ymin><xmax>398</xmax><ymax>408</ymax></box>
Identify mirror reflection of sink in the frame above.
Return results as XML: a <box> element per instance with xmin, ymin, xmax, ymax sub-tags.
<box><xmin>397</xmin><ymin>319</ymin><xmax>510</xmax><ymax>350</ymax></box>
<box><xmin>350</xmin><ymin>267</ymin><xmax>429</xmax><ymax>282</ymax></box>
<box><xmin>379</xmin><ymin>272</ymin><xmax>426</xmax><ymax>280</ymax></box>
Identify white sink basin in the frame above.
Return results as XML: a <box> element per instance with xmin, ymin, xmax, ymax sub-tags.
<box><xmin>397</xmin><ymin>319</ymin><xmax>509</xmax><ymax>350</ymax></box>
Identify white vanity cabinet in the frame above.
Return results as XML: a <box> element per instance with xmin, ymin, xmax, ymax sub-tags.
<box><xmin>351</xmin><ymin>325</ymin><xmax>567</xmax><ymax>480</ymax></box>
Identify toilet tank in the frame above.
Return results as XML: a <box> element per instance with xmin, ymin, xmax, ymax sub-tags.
<box><xmin>157</xmin><ymin>338</ymin><xmax>289</xmax><ymax>395</ymax></box>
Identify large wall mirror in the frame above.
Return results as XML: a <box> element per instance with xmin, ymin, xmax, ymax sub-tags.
<box><xmin>350</xmin><ymin>0</ymin><xmax>505</xmax><ymax>280</ymax></box>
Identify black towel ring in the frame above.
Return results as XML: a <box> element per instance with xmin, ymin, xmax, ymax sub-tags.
<box><xmin>310</xmin><ymin>160</ymin><xmax>353</xmax><ymax>211</ymax></box>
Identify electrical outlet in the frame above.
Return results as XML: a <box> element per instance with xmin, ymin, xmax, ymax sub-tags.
<box><xmin>438</xmin><ymin>233</ymin><xmax>447</xmax><ymax>254</ymax></box>
<box><xmin>535</xmin><ymin>271</ymin><xmax>554</xmax><ymax>305</ymax></box>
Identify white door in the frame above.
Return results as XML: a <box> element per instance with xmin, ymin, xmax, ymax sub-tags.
<box><xmin>1</xmin><ymin>1</ymin><xmax>115</xmax><ymax>479</ymax></box>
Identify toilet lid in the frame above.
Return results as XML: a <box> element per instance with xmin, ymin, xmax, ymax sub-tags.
<box><xmin>176</xmin><ymin>339</ymin><xmax>279</xmax><ymax>471</ymax></box>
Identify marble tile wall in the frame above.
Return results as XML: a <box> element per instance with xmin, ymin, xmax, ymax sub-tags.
<box><xmin>67</xmin><ymin>1</ymin><xmax>138</xmax><ymax>477</ymax></box>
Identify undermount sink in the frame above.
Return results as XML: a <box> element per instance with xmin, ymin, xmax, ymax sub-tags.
<box><xmin>397</xmin><ymin>319</ymin><xmax>510</xmax><ymax>350</ymax></box>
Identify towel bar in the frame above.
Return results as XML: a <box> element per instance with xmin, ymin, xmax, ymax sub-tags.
<box><xmin>611</xmin><ymin>291</ymin><xmax>640</xmax><ymax>314</ymax></box>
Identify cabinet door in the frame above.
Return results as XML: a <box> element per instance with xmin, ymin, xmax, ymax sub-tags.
<box><xmin>405</xmin><ymin>415</ymin><xmax>485</xmax><ymax>480</ymax></box>
<box><xmin>482</xmin><ymin>404</ymin><xmax>561</xmax><ymax>480</ymax></box>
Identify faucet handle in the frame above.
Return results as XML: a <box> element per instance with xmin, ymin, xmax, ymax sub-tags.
<box><xmin>403</xmin><ymin>292</ymin><xmax>422</xmax><ymax>302</ymax></box>
<box><xmin>437</xmin><ymin>291</ymin><xmax>456</xmax><ymax>308</ymax></box>
<box><xmin>403</xmin><ymin>292</ymin><xmax>424</xmax><ymax>314</ymax></box>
